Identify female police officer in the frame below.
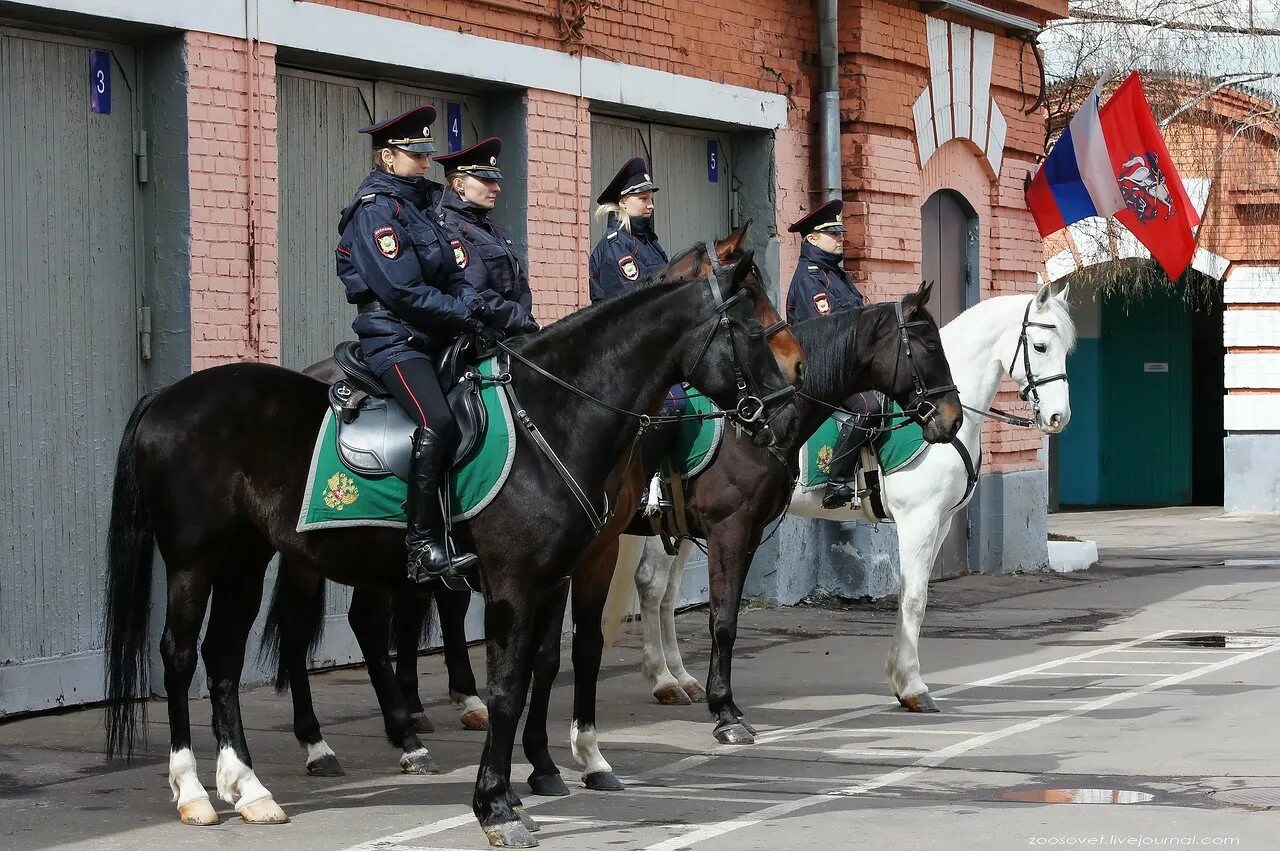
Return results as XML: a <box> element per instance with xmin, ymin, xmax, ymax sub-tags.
<box><xmin>785</xmin><ymin>199</ymin><xmax>879</xmax><ymax>509</ymax></box>
<box><xmin>435</xmin><ymin>137</ymin><xmax>539</xmax><ymax>337</ymax></box>
<box><xmin>588</xmin><ymin>157</ymin><xmax>667</xmax><ymax>302</ymax></box>
<box><xmin>335</xmin><ymin>105</ymin><xmax>502</xmax><ymax>585</ymax></box>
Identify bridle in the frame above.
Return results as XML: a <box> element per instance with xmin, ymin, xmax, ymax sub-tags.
<box><xmin>889</xmin><ymin>300</ymin><xmax>957</xmax><ymax>427</ymax></box>
<box><xmin>687</xmin><ymin>243</ymin><xmax>797</xmax><ymax>444</ymax></box>
<box><xmin>964</xmin><ymin>300</ymin><xmax>1068</xmax><ymax>429</ymax></box>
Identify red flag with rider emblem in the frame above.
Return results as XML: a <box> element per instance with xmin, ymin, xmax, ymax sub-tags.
<box><xmin>1098</xmin><ymin>73</ymin><xmax>1199</xmax><ymax>280</ymax></box>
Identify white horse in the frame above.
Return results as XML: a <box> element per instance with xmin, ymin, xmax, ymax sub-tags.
<box><xmin>621</xmin><ymin>284</ymin><xmax>1074</xmax><ymax>716</ymax></box>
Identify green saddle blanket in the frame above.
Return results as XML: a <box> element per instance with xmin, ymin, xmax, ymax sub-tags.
<box><xmin>296</xmin><ymin>357</ymin><xmax>514</xmax><ymax>531</ymax></box>
<box><xmin>663</xmin><ymin>389</ymin><xmax>725</xmax><ymax>478</ymax></box>
<box><xmin>798</xmin><ymin>401</ymin><xmax>928</xmax><ymax>490</ymax></box>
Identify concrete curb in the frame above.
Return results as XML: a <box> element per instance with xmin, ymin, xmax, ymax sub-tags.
<box><xmin>1047</xmin><ymin>539</ymin><xmax>1099</xmax><ymax>573</ymax></box>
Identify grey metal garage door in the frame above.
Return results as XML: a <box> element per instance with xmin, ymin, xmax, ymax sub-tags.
<box><xmin>0</xmin><ymin>30</ymin><xmax>142</xmax><ymax>715</ymax></box>
<box><xmin>590</xmin><ymin>116</ymin><xmax>733</xmax><ymax>256</ymax></box>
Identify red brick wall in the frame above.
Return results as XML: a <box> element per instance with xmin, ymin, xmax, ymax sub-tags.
<box><xmin>525</xmin><ymin>89</ymin><xmax>592</xmax><ymax>324</ymax></box>
<box><xmin>187</xmin><ymin>32</ymin><xmax>279</xmax><ymax>370</ymax></box>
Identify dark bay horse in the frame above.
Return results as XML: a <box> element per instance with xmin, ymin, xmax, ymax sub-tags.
<box><xmin>103</xmin><ymin>249</ymin><xmax>802</xmax><ymax>847</ymax></box>
<box><xmin>539</xmin><ymin>280</ymin><xmax>963</xmax><ymax>792</ymax></box>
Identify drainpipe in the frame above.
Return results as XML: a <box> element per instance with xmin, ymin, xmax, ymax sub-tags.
<box><xmin>817</xmin><ymin>0</ymin><xmax>841</xmax><ymax>201</ymax></box>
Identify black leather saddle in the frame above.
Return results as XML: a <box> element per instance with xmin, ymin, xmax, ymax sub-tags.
<box><xmin>325</xmin><ymin>340</ymin><xmax>488</xmax><ymax>479</ymax></box>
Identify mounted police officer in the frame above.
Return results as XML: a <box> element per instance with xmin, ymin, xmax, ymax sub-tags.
<box><xmin>589</xmin><ymin>157</ymin><xmax>668</xmax><ymax>302</ymax></box>
<box><xmin>589</xmin><ymin>157</ymin><xmax>684</xmax><ymax>513</ymax></box>
<box><xmin>435</xmin><ymin>137</ymin><xmax>540</xmax><ymax>337</ymax></box>
<box><xmin>785</xmin><ymin>199</ymin><xmax>882</xmax><ymax>509</ymax></box>
<box><xmin>336</xmin><ymin>105</ymin><xmax>503</xmax><ymax>585</ymax></box>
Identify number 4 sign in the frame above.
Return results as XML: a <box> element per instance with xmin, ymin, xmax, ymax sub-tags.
<box><xmin>90</xmin><ymin>49</ymin><xmax>111</xmax><ymax>115</ymax></box>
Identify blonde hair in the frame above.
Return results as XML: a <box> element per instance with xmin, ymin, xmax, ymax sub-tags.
<box><xmin>594</xmin><ymin>202</ymin><xmax>630</xmax><ymax>232</ymax></box>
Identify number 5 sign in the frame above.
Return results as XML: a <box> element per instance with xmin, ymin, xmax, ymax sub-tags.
<box><xmin>90</xmin><ymin>49</ymin><xmax>111</xmax><ymax>115</ymax></box>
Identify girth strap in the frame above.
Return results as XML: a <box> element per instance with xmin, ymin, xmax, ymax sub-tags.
<box><xmin>949</xmin><ymin>437</ymin><xmax>981</xmax><ymax>513</ymax></box>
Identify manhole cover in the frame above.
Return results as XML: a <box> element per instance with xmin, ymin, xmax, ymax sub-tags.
<box><xmin>995</xmin><ymin>789</ymin><xmax>1155</xmax><ymax>804</ymax></box>
<box><xmin>1211</xmin><ymin>787</ymin><xmax>1280</xmax><ymax>808</ymax></box>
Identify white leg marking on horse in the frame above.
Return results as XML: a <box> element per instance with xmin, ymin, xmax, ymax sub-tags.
<box><xmin>305</xmin><ymin>740</ymin><xmax>337</xmax><ymax>764</ymax></box>
<box><xmin>215</xmin><ymin>746</ymin><xmax>273</xmax><ymax>811</ymax></box>
<box><xmin>887</xmin><ymin>515</ymin><xmax>945</xmax><ymax>700</ymax></box>
<box><xmin>662</xmin><ymin>541</ymin><xmax>696</xmax><ymax>685</ymax></box>
<box><xmin>636</xmin><ymin>538</ymin><xmax>677</xmax><ymax>688</ymax></box>
<box><xmin>403</xmin><ymin>746</ymin><xmax>432</xmax><ymax>761</ymax></box>
<box><xmin>169</xmin><ymin>748</ymin><xmax>210</xmax><ymax>807</ymax></box>
<box><xmin>570</xmin><ymin>720</ymin><xmax>612</xmax><ymax>776</ymax></box>
<box><xmin>451</xmin><ymin>693</ymin><xmax>486</xmax><ymax>715</ymax></box>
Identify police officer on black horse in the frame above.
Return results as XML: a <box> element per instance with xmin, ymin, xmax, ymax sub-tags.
<box><xmin>335</xmin><ymin>105</ymin><xmax>505</xmax><ymax>585</ymax></box>
<box><xmin>435</xmin><ymin>136</ymin><xmax>540</xmax><ymax>338</ymax></box>
<box><xmin>786</xmin><ymin>198</ymin><xmax>883</xmax><ymax>509</ymax></box>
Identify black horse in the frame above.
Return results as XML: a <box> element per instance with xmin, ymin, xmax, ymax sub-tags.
<box><xmin>103</xmin><ymin>246</ymin><xmax>803</xmax><ymax>847</ymax></box>
<box><xmin>253</xmin><ymin>231</ymin><xmax>758</xmax><ymax>779</ymax></box>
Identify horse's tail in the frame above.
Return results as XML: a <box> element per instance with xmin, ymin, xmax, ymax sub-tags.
<box><xmin>260</xmin><ymin>571</ymin><xmax>328</xmax><ymax>693</ymax></box>
<box><xmin>104</xmin><ymin>391</ymin><xmax>160</xmax><ymax>761</ymax></box>
<box><xmin>601</xmin><ymin>535</ymin><xmax>646</xmax><ymax>651</ymax></box>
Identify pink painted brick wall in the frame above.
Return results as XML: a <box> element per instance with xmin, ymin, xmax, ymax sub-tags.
<box><xmin>187</xmin><ymin>32</ymin><xmax>280</xmax><ymax>370</ymax></box>
<box><xmin>525</xmin><ymin>89</ymin><xmax>591</xmax><ymax>324</ymax></box>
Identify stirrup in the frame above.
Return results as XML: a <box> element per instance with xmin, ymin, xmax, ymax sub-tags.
<box><xmin>822</xmin><ymin>482</ymin><xmax>858</xmax><ymax>510</ymax></box>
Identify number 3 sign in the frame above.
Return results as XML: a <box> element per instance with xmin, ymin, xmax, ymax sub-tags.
<box><xmin>90</xmin><ymin>49</ymin><xmax>111</xmax><ymax>115</ymax></box>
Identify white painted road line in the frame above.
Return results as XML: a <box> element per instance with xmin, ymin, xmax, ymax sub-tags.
<box><xmin>640</xmin><ymin>640</ymin><xmax>1280</xmax><ymax>851</ymax></box>
<box><xmin>340</xmin><ymin>630</ymin><xmax>1180</xmax><ymax>851</ymax></box>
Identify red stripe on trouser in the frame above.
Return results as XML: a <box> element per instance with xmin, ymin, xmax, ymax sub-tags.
<box><xmin>392</xmin><ymin>363</ymin><xmax>429</xmax><ymax>426</ymax></box>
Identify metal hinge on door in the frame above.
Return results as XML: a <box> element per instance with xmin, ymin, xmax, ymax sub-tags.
<box><xmin>135</xmin><ymin>130</ymin><xmax>149</xmax><ymax>184</ymax></box>
<box><xmin>139</xmin><ymin>306</ymin><xmax>152</xmax><ymax>361</ymax></box>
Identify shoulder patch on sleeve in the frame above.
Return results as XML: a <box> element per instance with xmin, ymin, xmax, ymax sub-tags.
<box><xmin>451</xmin><ymin>238</ymin><xmax>469</xmax><ymax>269</ymax></box>
<box><xmin>373</xmin><ymin>225</ymin><xmax>399</xmax><ymax>260</ymax></box>
<box><xmin>618</xmin><ymin>255</ymin><xmax>639</xmax><ymax>281</ymax></box>
<box><xmin>812</xmin><ymin>292</ymin><xmax>832</xmax><ymax>315</ymax></box>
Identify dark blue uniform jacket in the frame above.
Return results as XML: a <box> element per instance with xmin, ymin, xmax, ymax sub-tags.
<box><xmin>588</xmin><ymin>213</ymin><xmax>669</xmax><ymax>303</ymax></box>
<box><xmin>784</xmin><ymin>242</ymin><xmax>865</xmax><ymax>323</ymax></box>
<box><xmin>336</xmin><ymin>171</ymin><xmax>480</xmax><ymax>374</ymax></box>
<box><xmin>438</xmin><ymin>192</ymin><xmax>537</xmax><ymax>335</ymax></box>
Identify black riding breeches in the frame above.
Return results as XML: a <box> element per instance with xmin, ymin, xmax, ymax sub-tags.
<box><xmin>381</xmin><ymin>358</ymin><xmax>456</xmax><ymax>443</ymax></box>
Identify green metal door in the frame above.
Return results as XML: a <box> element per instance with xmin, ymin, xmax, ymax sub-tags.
<box><xmin>1101</xmin><ymin>287</ymin><xmax>1191</xmax><ymax>505</ymax></box>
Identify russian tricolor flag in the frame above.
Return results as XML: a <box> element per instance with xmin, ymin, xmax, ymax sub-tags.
<box><xmin>1025</xmin><ymin>82</ymin><xmax>1126</xmax><ymax>238</ymax></box>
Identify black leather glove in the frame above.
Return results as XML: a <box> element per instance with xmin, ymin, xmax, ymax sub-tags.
<box><xmin>467</xmin><ymin>297</ymin><xmax>494</xmax><ymax>322</ymax></box>
<box><xmin>476</xmin><ymin>325</ymin><xmax>506</xmax><ymax>347</ymax></box>
<box><xmin>519</xmin><ymin>318</ymin><xmax>541</xmax><ymax>336</ymax></box>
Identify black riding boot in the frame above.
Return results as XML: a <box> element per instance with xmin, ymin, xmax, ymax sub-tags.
<box><xmin>823</xmin><ymin>418</ymin><xmax>868</xmax><ymax>509</ymax></box>
<box><xmin>405</xmin><ymin>427</ymin><xmax>478</xmax><ymax>585</ymax></box>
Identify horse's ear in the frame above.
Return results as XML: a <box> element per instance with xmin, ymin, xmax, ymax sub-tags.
<box><xmin>715</xmin><ymin>220</ymin><xmax>752</xmax><ymax>262</ymax></box>
<box><xmin>1035</xmin><ymin>280</ymin><xmax>1054</xmax><ymax>310</ymax></box>
<box><xmin>905</xmin><ymin>279</ymin><xmax>933</xmax><ymax>316</ymax></box>
<box><xmin>723</xmin><ymin>248</ymin><xmax>756</xmax><ymax>296</ymax></box>
<box><xmin>1055</xmin><ymin>280</ymin><xmax>1071</xmax><ymax>303</ymax></box>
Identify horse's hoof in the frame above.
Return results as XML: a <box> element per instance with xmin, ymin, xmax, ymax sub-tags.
<box><xmin>483</xmin><ymin>820</ymin><xmax>539</xmax><ymax>848</ymax></box>
<box><xmin>681</xmin><ymin>681</ymin><xmax>707</xmax><ymax>703</ymax></box>
<box><xmin>527</xmin><ymin>771</ymin><xmax>570</xmax><ymax>797</ymax></box>
<box><xmin>237</xmin><ymin>796</ymin><xmax>289</xmax><ymax>825</ymax></box>
<box><xmin>400</xmin><ymin>749</ymin><xmax>441</xmax><ymax>775</ymax></box>
<box><xmin>514</xmin><ymin>806</ymin><xmax>541</xmax><ymax>833</ymax></box>
<box><xmin>583</xmin><ymin>771</ymin><xmax>624</xmax><ymax>792</ymax></box>
<box><xmin>899</xmin><ymin>692</ymin><xmax>940</xmax><ymax>713</ymax></box>
<box><xmin>654</xmin><ymin>683</ymin><xmax>692</xmax><ymax>706</ymax></box>
<box><xmin>408</xmin><ymin>712</ymin><xmax>435</xmax><ymax>734</ymax></box>
<box><xmin>178</xmin><ymin>797</ymin><xmax>220</xmax><ymax>826</ymax></box>
<box><xmin>306</xmin><ymin>752</ymin><xmax>345</xmax><ymax>777</ymax></box>
<box><xmin>713</xmin><ymin>722</ymin><xmax>756</xmax><ymax>745</ymax></box>
<box><xmin>733</xmin><ymin>717</ymin><xmax>759</xmax><ymax>736</ymax></box>
<box><xmin>462</xmin><ymin>707</ymin><xmax>490</xmax><ymax>730</ymax></box>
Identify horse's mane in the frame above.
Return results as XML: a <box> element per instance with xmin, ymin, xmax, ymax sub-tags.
<box><xmin>789</xmin><ymin>303</ymin><xmax>890</xmax><ymax>400</ymax></box>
